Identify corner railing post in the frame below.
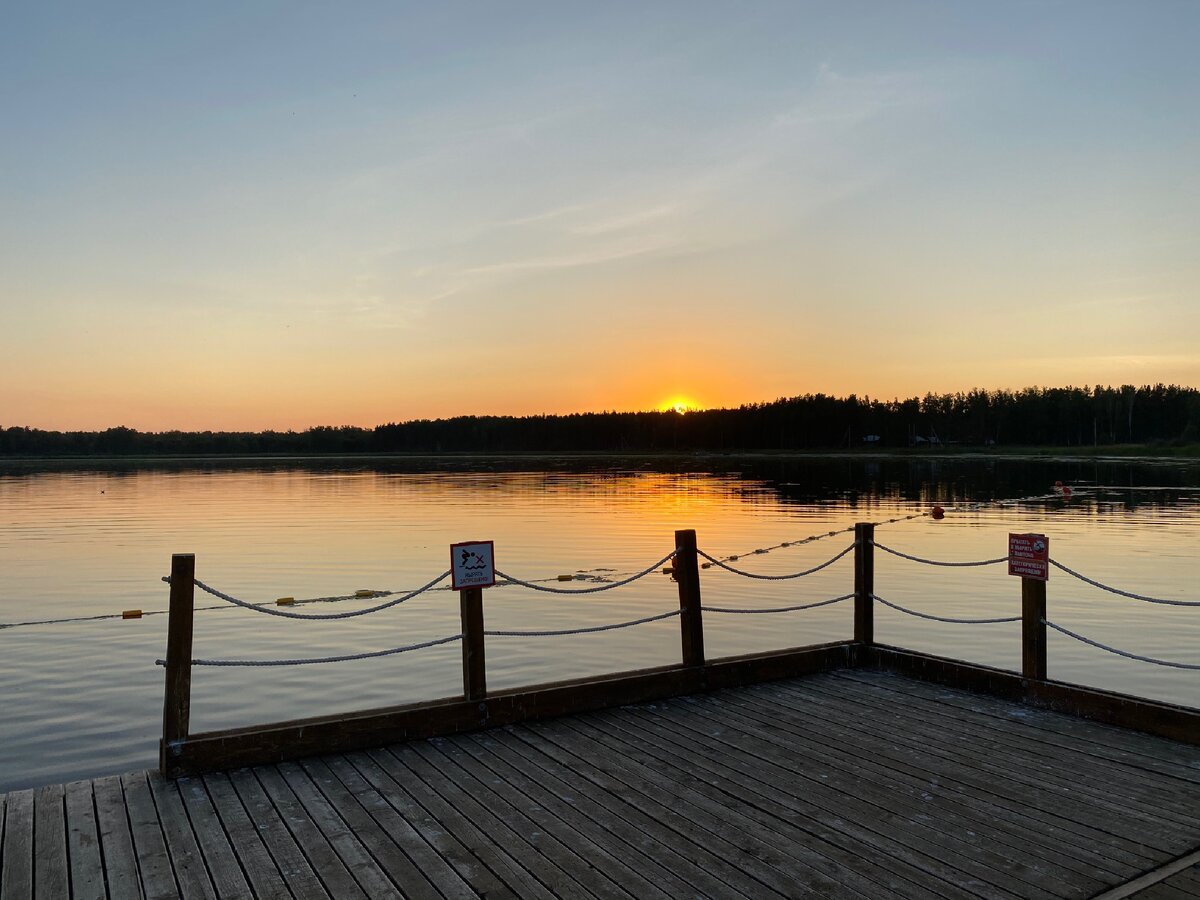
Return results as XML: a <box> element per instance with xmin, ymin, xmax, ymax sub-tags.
<box><xmin>675</xmin><ymin>529</ymin><xmax>705</xmax><ymax>667</ymax></box>
<box><xmin>460</xmin><ymin>587</ymin><xmax>487</xmax><ymax>701</ymax></box>
<box><xmin>854</xmin><ymin>522</ymin><xmax>875</xmax><ymax>646</ymax></box>
<box><xmin>1022</xmin><ymin>577</ymin><xmax>1047</xmax><ymax>681</ymax></box>
<box><xmin>161</xmin><ymin>553</ymin><xmax>195</xmax><ymax>774</ymax></box>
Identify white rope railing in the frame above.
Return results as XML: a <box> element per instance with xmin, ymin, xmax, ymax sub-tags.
<box><xmin>1049</xmin><ymin>559</ymin><xmax>1200</xmax><ymax>607</ymax></box>
<box><xmin>1044</xmin><ymin>620</ymin><xmax>1200</xmax><ymax>670</ymax></box>
<box><xmin>155</xmin><ymin>633</ymin><xmax>464</xmax><ymax>667</ymax></box>
<box><xmin>164</xmin><ymin>571</ymin><xmax>453</xmax><ymax>620</ymax></box>
<box><xmin>484</xmin><ymin>609</ymin><xmax>681</xmax><ymax>637</ymax></box>
<box><xmin>702</xmin><ymin>593</ymin><xmax>854</xmax><ymax>615</ymax></box>
<box><xmin>872</xmin><ymin>542</ymin><xmax>1009</xmax><ymax>567</ymax></box>
<box><xmin>873</xmin><ymin>593</ymin><xmax>1020</xmax><ymax>625</ymax></box>
<box><xmin>696</xmin><ymin>543</ymin><xmax>856</xmax><ymax>580</ymax></box>
<box><xmin>494</xmin><ymin>550</ymin><xmax>677</xmax><ymax>594</ymax></box>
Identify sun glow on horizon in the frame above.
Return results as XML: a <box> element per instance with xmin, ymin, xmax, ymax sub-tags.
<box><xmin>658</xmin><ymin>396</ymin><xmax>702</xmax><ymax>414</ymax></box>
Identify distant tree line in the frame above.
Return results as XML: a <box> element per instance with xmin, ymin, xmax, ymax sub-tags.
<box><xmin>3</xmin><ymin>384</ymin><xmax>1199</xmax><ymax>457</ymax></box>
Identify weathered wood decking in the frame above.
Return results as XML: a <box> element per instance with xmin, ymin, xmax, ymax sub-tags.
<box><xmin>3</xmin><ymin>670</ymin><xmax>1199</xmax><ymax>899</ymax></box>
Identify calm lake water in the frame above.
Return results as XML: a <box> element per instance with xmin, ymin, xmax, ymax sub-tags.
<box><xmin>1</xmin><ymin>454</ymin><xmax>1198</xmax><ymax>792</ymax></box>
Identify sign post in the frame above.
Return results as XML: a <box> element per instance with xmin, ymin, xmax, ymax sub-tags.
<box><xmin>1009</xmin><ymin>533</ymin><xmax>1049</xmax><ymax>681</ymax></box>
<box><xmin>451</xmin><ymin>541</ymin><xmax>495</xmax><ymax>701</ymax></box>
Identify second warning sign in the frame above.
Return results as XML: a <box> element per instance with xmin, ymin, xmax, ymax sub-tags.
<box><xmin>1008</xmin><ymin>533</ymin><xmax>1049</xmax><ymax>581</ymax></box>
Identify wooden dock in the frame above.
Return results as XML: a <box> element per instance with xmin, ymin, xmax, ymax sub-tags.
<box><xmin>3</xmin><ymin>669</ymin><xmax>1199</xmax><ymax>899</ymax></box>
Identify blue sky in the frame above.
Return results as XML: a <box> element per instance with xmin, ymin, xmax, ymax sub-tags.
<box><xmin>2</xmin><ymin>1</ymin><xmax>1198</xmax><ymax>429</ymax></box>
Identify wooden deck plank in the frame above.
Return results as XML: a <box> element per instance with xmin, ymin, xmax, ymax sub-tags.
<box><xmin>146</xmin><ymin>774</ymin><xmax>216</xmax><ymax>900</ymax></box>
<box><xmin>171</xmin><ymin>776</ymin><xmax>253</xmax><ymax>900</ymax></box>
<box><xmin>815</xmin><ymin>679</ymin><xmax>1200</xmax><ymax>833</ymax></box>
<box><xmin>122</xmin><ymin>771</ymin><xmax>178</xmax><ymax>900</ymax></box>
<box><xmin>252</xmin><ymin>765</ymin><xmax>368</xmax><ymax>900</ymax></box>
<box><xmin>307</xmin><ymin>755</ymin><xmax>479</xmax><ymax>900</ymax></box>
<box><xmin>737</xmin><ymin>690</ymin><xmax>1139</xmax><ymax>886</ymax></box>
<box><xmin>835</xmin><ymin>669</ymin><xmax>1200</xmax><ymax>788</ymax></box>
<box><xmin>274</xmin><ymin>762</ymin><xmax>402</xmax><ymax>900</ymax></box>
<box><xmin>549</xmin><ymin>710</ymin><xmax>888</xmax><ymax>900</ymax></box>
<box><xmin>1134</xmin><ymin>864</ymin><xmax>1200</xmax><ymax>899</ymax></box>
<box><xmin>92</xmin><ymin>775</ymin><xmax>142</xmax><ymax>900</ymax></box>
<box><xmin>435</xmin><ymin>733</ymin><xmax>703</xmax><ymax>900</ymax></box>
<box><xmin>585</xmin><ymin>705</ymin><xmax>945</xmax><ymax>900</ymax></box>
<box><xmin>410</xmin><ymin>739</ymin><xmax>637</xmax><ymax>900</ymax></box>
<box><xmin>614</xmin><ymin>705</ymin><xmax>1056</xmax><ymax>900</ymax></box>
<box><xmin>368</xmin><ymin>744</ymin><xmax>596</xmax><ymax>899</ymax></box>
<box><xmin>34</xmin><ymin>784</ymin><xmax>69</xmax><ymax>900</ymax></box>
<box><xmin>766</xmin><ymin>678</ymin><xmax>1200</xmax><ymax>855</ymax></box>
<box><xmin>64</xmin><ymin>780</ymin><xmax>106</xmax><ymax>900</ymax></box>
<box><xmin>457</xmin><ymin>730</ymin><xmax>729</xmax><ymax>900</ymax></box>
<box><xmin>352</xmin><ymin>748</ymin><xmax>557</xmax><ymax>900</ymax></box>
<box><xmin>709</xmin><ymin>687</ymin><xmax>1108</xmax><ymax>896</ymax></box>
<box><xmin>0</xmin><ymin>790</ymin><xmax>33</xmax><ymax>900</ymax></box>
<box><xmin>816</xmin><ymin>674</ymin><xmax>1200</xmax><ymax>828</ymax></box>
<box><xmin>517</xmin><ymin>716</ymin><xmax>875</xmax><ymax>900</ymax></box>
<box><xmin>604</xmin><ymin>705</ymin><xmax>1046</xmax><ymax>900</ymax></box>
<box><xmin>740</xmin><ymin>680</ymin><xmax>1161</xmax><ymax>874</ymax></box>
<box><xmin>613</xmin><ymin>701</ymin><xmax>1020</xmax><ymax>900</ymax></box>
<box><xmin>510</xmin><ymin>718</ymin><xmax>859</xmax><ymax>900</ymax></box>
<box><xmin>458</xmin><ymin>729</ymin><xmax>768</xmax><ymax>900</ymax></box>
<box><xmin>297</xmin><ymin>758</ymin><xmax>439</xmax><ymax>900</ymax></box>
<box><xmin>200</xmin><ymin>773</ymin><xmax>294</xmax><ymax>900</ymax></box>
<box><xmin>843</xmin><ymin>669</ymin><xmax>1200</xmax><ymax>780</ymax></box>
<box><xmin>226</xmin><ymin>768</ymin><xmax>330</xmax><ymax>900</ymax></box>
<box><xmin>746</xmin><ymin>680</ymin><xmax>1166</xmax><ymax>865</ymax></box>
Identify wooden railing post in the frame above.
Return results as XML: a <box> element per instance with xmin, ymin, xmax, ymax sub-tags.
<box><xmin>854</xmin><ymin>522</ymin><xmax>875</xmax><ymax>645</ymax></box>
<box><xmin>460</xmin><ymin>587</ymin><xmax>487</xmax><ymax>701</ymax></box>
<box><xmin>675</xmin><ymin>529</ymin><xmax>705</xmax><ymax>667</ymax></box>
<box><xmin>1022</xmin><ymin>577</ymin><xmax>1047</xmax><ymax>681</ymax></box>
<box><xmin>161</xmin><ymin>553</ymin><xmax>195</xmax><ymax>773</ymax></box>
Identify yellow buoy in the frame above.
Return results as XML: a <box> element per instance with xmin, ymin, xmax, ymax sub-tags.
<box><xmin>276</xmin><ymin>597</ymin><xmax>296</xmax><ymax>606</ymax></box>
<box><xmin>355</xmin><ymin>589</ymin><xmax>375</xmax><ymax>598</ymax></box>
<box><xmin>662</xmin><ymin>567</ymin><xmax>675</xmax><ymax>575</ymax></box>
<box><xmin>122</xmin><ymin>609</ymin><xmax>142</xmax><ymax>619</ymax></box>
<box><xmin>557</xmin><ymin>574</ymin><xmax>574</xmax><ymax>582</ymax></box>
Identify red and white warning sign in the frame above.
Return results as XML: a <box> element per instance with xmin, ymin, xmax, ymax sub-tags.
<box><xmin>451</xmin><ymin>540</ymin><xmax>496</xmax><ymax>591</ymax></box>
<box><xmin>1008</xmin><ymin>533</ymin><xmax>1049</xmax><ymax>581</ymax></box>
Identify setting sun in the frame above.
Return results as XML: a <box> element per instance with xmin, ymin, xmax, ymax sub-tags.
<box><xmin>659</xmin><ymin>396</ymin><xmax>701</xmax><ymax>414</ymax></box>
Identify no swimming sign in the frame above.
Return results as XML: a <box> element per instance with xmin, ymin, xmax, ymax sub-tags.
<box><xmin>451</xmin><ymin>540</ymin><xmax>496</xmax><ymax>591</ymax></box>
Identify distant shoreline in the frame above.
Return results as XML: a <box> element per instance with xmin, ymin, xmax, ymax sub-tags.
<box><xmin>1</xmin><ymin>445</ymin><xmax>1197</xmax><ymax>469</ymax></box>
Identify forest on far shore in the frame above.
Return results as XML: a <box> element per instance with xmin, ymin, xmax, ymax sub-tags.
<box><xmin>3</xmin><ymin>384</ymin><xmax>1199</xmax><ymax>457</ymax></box>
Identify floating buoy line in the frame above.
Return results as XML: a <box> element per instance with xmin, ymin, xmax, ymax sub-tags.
<box><xmin>0</xmin><ymin>483</ymin><xmax>1093</xmax><ymax>632</ymax></box>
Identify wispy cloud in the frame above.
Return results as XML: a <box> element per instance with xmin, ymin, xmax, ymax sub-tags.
<box><xmin>465</xmin><ymin>233</ymin><xmax>681</xmax><ymax>276</ymax></box>
<box><xmin>569</xmin><ymin>204</ymin><xmax>678</xmax><ymax>235</ymax></box>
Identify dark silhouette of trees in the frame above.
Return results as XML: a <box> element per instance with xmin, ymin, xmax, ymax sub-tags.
<box><xmin>2</xmin><ymin>384</ymin><xmax>1198</xmax><ymax>457</ymax></box>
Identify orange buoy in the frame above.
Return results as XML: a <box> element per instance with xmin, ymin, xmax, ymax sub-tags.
<box><xmin>931</xmin><ymin>506</ymin><xmax>945</xmax><ymax>520</ymax></box>
<box><xmin>1062</xmin><ymin>486</ymin><xmax>1072</xmax><ymax>497</ymax></box>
